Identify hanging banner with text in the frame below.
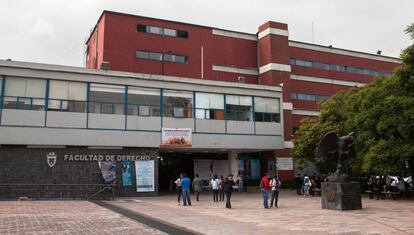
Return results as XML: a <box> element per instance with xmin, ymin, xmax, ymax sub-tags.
<box><xmin>161</xmin><ymin>128</ymin><xmax>192</xmax><ymax>147</ymax></box>
<box><xmin>135</xmin><ymin>160</ymin><xmax>155</xmax><ymax>192</ymax></box>
<box><xmin>277</xmin><ymin>157</ymin><xmax>294</xmax><ymax>170</ymax></box>
<box><xmin>121</xmin><ymin>161</ymin><xmax>132</xmax><ymax>187</ymax></box>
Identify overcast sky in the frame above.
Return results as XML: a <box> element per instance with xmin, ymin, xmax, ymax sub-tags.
<box><xmin>0</xmin><ymin>0</ymin><xmax>413</xmax><ymax>67</ymax></box>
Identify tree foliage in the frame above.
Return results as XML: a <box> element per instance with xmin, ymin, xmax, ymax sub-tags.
<box><xmin>293</xmin><ymin>23</ymin><xmax>414</xmax><ymax>177</ymax></box>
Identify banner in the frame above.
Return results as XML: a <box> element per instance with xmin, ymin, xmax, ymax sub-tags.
<box><xmin>98</xmin><ymin>161</ymin><xmax>116</xmax><ymax>184</ymax></box>
<box><xmin>277</xmin><ymin>157</ymin><xmax>293</xmax><ymax>170</ymax></box>
<box><xmin>194</xmin><ymin>159</ymin><xmax>229</xmax><ymax>181</ymax></box>
<box><xmin>161</xmin><ymin>128</ymin><xmax>192</xmax><ymax>147</ymax></box>
<box><xmin>135</xmin><ymin>160</ymin><xmax>155</xmax><ymax>192</ymax></box>
<box><xmin>121</xmin><ymin>161</ymin><xmax>132</xmax><ymax>187</ymax></box>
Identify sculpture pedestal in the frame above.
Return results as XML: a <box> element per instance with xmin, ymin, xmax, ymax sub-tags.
<box><xmin>321</xmin><ymin>182</ymin><xmax>362</xmax><ymax>210</ymax></box>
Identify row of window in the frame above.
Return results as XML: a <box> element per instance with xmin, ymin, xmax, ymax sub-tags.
<box><xmin>291</xmin><ymin>93</ymin><xmax>330</xmax><ymax>102</ymax></box>
<box><xmin>137</xmin><ymin>24</ymin><xmax>188</xmax><ymax>39</ymax></box>
<box><xmin>136</xmin><ymin>50</ymin><xmax>188</xmax><ymax>64</ymax></box>
<box><xmin>0</xmin><ymin>76</ymin><xmax>280</xmax><ymax>123</ymax></box>
<box><xmin>290</xmin><ymin>59</ymin><xmax>392</xmax><ymax>77</ymax></box>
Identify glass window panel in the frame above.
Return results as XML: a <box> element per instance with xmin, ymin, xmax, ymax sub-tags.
<box><xmin>136</xmin><ymin>51</ymin><xmax>149</xmax><ymax>59</ymax></box>
<box><xmin>177</xmin><ymin>30</ymin><xmax>188</xmax><ymax>38</ymax></box>
<box><xmin>149</xmin><ymin>52</ymin><xmax>163</xmax><ymax>61</ymax></box>
<box><xmin>149</xmin><ymin>26</ymin><xmax>162</xmax><ymax>34</ymax></box>
<box><xmin>0</xmin><ymin>77</ymin><xmax>2</xmax><ymax>96</ymax></box>
<box><xmin>304</xmin><ymin>61</ymin><xmax>313</xmax><ymax>67</ymax></box>
<box><xmin>49</xmin><ymin>80</ymin><xmax>68</xmax><ymax>99</ymax></box>
<box><xmin>254</xmin><ymin>97</ymin><xmax>279</xmax><ymax>113</ymax></box>
<box><xmin>196</xmin><ymin>92</ymin><xmax>224</xmax><ymax>109</ymax></box>
<box><xmin>163</xmin><ymin>28</ymin><xmax>177</xmax><ymax>37</ymax></box>
<box><xmin>163</xmin><ymin>90</ymin><xmax>193</xmax><ymax>118</ymax></box>
<box><xmin>90</xmin><ymin>83</ymin><xmax>125</xmax><ymax>114</ymax></box>
<box><xmin>128</xmin><ymin>86</ymin><xmax>160</xmax><ymax>117</ymax></box>
<box><xmin>295</xmin><ymin>60</ymin><xmax>305</xmax><ymax>66</ymax></box>
<box><xmin>68</xmin><ymin>82</ymin><xmax>87</xmax><ymax>101</ymax></box>
<box><xmin>139</xmin><ymin>105</ymin><xmax>150</xmax><ymax>116</ymax></box>
<box><xmin>164</xmin><ymin>54</ymin><xmax>174</xmax><ymax>62</ymax></box>
<box><xmin>174</xmin><ymin>55</ymin><xmax>187</xmax><ymax>64</ymax></box>
<box><xmin>26</xmin><ymin>79</ymin><xmax>46</xmax><ymax>98</ymax></box>
<box><xmin>137</xmin><ymin>24</ymin><xmax>147</xmax><ymax>32</ymax></box>
<box><xmin>5</xmin><ymin>77</ymin><xmax>26</xmax><ymax>97</ymax></box>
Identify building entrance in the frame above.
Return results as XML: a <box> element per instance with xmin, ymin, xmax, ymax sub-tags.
<box><xmin>158</xmin><ymin>152</ymin><xmax>228</xmax><ymax>192</ymax></box>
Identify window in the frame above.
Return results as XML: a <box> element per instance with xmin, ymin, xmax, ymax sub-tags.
<box><xmin>127</xmin><ymin>87</ymin><xmax>160</xmax><ymax>116</ymax></box>
<box><xmin>89</xmin><ymin>84</ymin><xmax>125</xmax><ymax>114</ymax></box>
<box><xmin>136</xmin><ymin>24</ymin><xmax>188</xmax><ymax>39</ymax></box>
<box><xmin>163</xmin><ymin>90</ymin><xmax>193</xmax><ymax>118</ymax></box>
<box><xmin>254</xmin><ymin>97</ymin><xmax>280</xmax><ymax>122</ymax></box>
<box><xmin>137</xmin><ymin>24</ymin><xmax>147</xmax><ymax>32</ymax></box>
<box><xmin>163</xmin><ymin>28</ymin><xmax>177</xmax><ymax>37</ymax></box>
<box><xmin>136</xmin><ymin>51</ymin><xmax>149</xmax><ymax>59</ymax></box>
<box><xmin>136</xmin><ymin>50</ymin><xmax>188</xmax><ymax>64</ymax></box>
<box><xmin>149</xmin><ymin>52</ymin><xmax>163</xmax><ymax>61</ymax></box>
<box><xmin>177</xmin><ymin>30</ymin><xmax>188</xmax><ymax>38</ymax></box>
<box><xmin>164</xmin><ymin>54</ymin><xmax>188</xmax><ymax>64</ymax></box>
<box><xmin>195</xmin><ymin>92</ymin><xmax>224</xmax><ymax>120</ymax></box>
<box><xmin>292</xmin><ymin>92</ymin><xmax>330</xmax><ymax>102</ymax></box>
<box><xmin>148</xmin><ymin>26</ymin><xmax>162</xmax><ymax>35</ymax></box>
<box><xmin>3</xmin><ymin>77</ymin><xmax>46</xmax><ymax>110</ymax></box>
<box><xmin>48</xmin><ymin>80</ymin><xmax>87</xmax><ymax>112</ymax></box>
<box><xmin>226</xmin><ymin>95</ymin><xmax>252</xmax><ymax>121</ymax></box>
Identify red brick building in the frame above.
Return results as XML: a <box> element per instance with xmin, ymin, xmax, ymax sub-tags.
<box><xmin>86</xmin><ymin>10</ymin><xmax>400</xmax><ymax>181</ymax></box>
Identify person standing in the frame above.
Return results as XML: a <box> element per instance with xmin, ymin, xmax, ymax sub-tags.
<box><xmin>303</xmin><ymin>175</ymin><xmax>310</xmax><ymax>197</ymax></box>
<box><xmin>238</xmin><ymin>173</ymin><xmax>244</xmax><ymax>193</ymax></box>
<box><xmin>211</xmin><ymin>175</ymin><xmax>219</xmax><ymax>202</ymax></box>
<box><xmin>192</xmin><ymin>174</ymin><xmax>202</xmax><ymax>201</ymax></box>
<box><xmin>261</xmin><ymin>172</ymin><xmax>271</xmax><ymax>209</ymax></box>
<box><xmin>174</xmin><ymin>173</ymin><xmax>183</xmax><ymax>205</ymax></box>
<box><xmin>218</xmin><ymin>175</ymin><xmax>225</xmax><ymax>201</ymax></box>
<box><xmin>181</xmin><ymin>173</ymin><xmax>192</xmax><ymax>206</ymax></box>
<box><xmin>270</xmin><ymin>176</ymin><xmax>281</xmax><ymax>208</ymax></box>
<box><xmin>294</xmin><ymin>175</ymin><xmax>302</xmax><ymax>195</ymax></box>
<box><xmin>223</xmin><ymin>174</ymin><xmax>234</xmax><ymax>209</ymax></box>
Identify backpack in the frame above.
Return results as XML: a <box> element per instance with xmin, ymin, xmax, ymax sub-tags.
<box><xmin>259</xmin><ymin>179</ymin><xmax>264</xmax><ymax>191</ymax></box>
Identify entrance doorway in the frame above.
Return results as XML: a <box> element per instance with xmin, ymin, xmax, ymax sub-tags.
<box><xmin>158</xmin><ymin>152</ymin><xmax>228</xmax><ymax>192</ymax></box>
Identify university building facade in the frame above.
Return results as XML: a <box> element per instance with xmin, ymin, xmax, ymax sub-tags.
<box><xmin>0</xmin><ymin>10</ymin><xmax>401</xmax><ymax>198</ymax></box>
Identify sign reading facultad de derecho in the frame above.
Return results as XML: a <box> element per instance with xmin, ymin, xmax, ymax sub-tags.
<box><xmin>64</xmin><ymin>154</ymin><xmax>152</xmax><ymax>162</ymax></box>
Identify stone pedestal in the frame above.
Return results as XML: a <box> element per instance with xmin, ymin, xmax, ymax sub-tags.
<box><xmin>321</xmin><ymin>182</ymin><xmax>362</xmax><ymax>210</ymax></box>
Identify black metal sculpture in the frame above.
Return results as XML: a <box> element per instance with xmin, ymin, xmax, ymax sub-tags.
<box><xmin>316</xmin><ymin>131</ymin><xmax>355</xmax><ymax>182</ymax></box>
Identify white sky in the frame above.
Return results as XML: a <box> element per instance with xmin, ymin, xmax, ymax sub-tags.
<box><xmin>0</xmin><ymin>0</ymin><xmax>413</xmax><ymax>67</ymax></box>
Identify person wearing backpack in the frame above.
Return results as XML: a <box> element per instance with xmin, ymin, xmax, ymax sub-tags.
<box><xmin>211</xmin><ymin>174</ymin><xmax>219</xmax><ymax>202</ymax></box>
<box><xmin>174</xmin><ymin>173</ymin><xmax>183</xmax><ymax>205</ymax></box>
<box><xmin>260</xmin><ymin>172</ymin><xmax>271</xmax><ymax>209</ymax></box>
<box><xmin>270</xmin><ymin>176</ymin><xmax>281</xmax><ymax>208</ymax></box>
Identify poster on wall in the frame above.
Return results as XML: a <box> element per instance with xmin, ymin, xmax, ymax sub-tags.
<box><xmin>277</xmin><ymin>157</ymin><xmax>293</xmax><ymax>170</ymax></box>
<box><xmin>161</xmin><ymin>128</ymin><xmax>192</xmax><ymax>147</ymax></box>
<box><xmin>121</xmin><ymin>161</ymin><xmax>132</xmax><ymax>187</ymax></box>
<box><xmin>135</xmin><ymin>160</ymin><xmax>155</xmax><ymax>192</ymax></box>
<box><xmin>98</xmin><ymin>161</ymin><xmax>116</xmax><ymax>184</ymax></box>
<box><xmin>194</xmin><ymin>160</ymin><xmax>229</xmax><ymax>181</ymax></box>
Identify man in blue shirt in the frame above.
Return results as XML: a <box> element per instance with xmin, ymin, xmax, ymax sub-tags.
<box><xmin>180</xmin><ymin>173</ymin><xmax>192</xmax><ymax>206</ymax></box>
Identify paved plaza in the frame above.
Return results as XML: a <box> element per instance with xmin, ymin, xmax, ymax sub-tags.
<box><xmin>0</xmin><ymin>191</ymin><xmax>413</xmax><ymax>234</ymax></box>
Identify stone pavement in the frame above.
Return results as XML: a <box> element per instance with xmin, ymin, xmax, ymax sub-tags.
<box><xmin>109</xmin><ymin>190</ymin><xmax>414</xmax><ymax>235</ymax></box>
<box><xmin>0</xmin><ymin>200</ymin><xmax>165</xmax><ymax>235</ymax></box>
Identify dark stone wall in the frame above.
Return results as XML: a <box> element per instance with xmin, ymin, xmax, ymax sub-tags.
<box><xmin>0</xmin><ymin>146</ymin><xmax>159</xmax><ymax>199</ymax></box>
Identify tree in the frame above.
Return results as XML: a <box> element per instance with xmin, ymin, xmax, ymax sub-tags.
<box><xmin>293</xmin><ymin>23</ymin><xmax>414</xmax><ymax>179</ymax></box>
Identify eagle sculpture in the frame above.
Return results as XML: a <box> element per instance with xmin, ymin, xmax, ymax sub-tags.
<box><xmin>316</xmin><ymin>131</ymin><xmax>355</xmax><ymax>181</ymax></box>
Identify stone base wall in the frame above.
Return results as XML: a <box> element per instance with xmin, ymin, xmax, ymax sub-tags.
<box><xmin>0</xmin><ymin>146</ymin><xmax>159</xmax><ymax>199</ymax></box>
<box><xmin>321</xmin><ymin>182</ymin><xmax>362</xmax><ymax>210</ymax></box>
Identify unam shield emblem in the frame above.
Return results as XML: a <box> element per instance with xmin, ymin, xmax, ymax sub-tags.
<box><xmin>47</xmin><ymin>152</ymin><xmax>57</xmax><ymax>167</ymax></box>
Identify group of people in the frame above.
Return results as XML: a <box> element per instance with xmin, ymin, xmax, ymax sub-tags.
<box><xmin>294</xmin><ymin>174</ymin><xmax>324</xmax><ymax>197</ymax></box>
<box><xmin>174</xmin><ymin>172</ymin><xmax>282</xmax><ymax>209</ymax></box>
<box><xmin>174</xmin><ymin>173</ymin><xmax>236</xmax><ymax>208</ymax></box>
<box><xmin>363</xmin><ymin>175</ymin><xmax>411</xmax><ymax>200</ymax></box>
<box><xmin>260</xmin><ymin>173</ymin><xmax>281</xmax><ymax>209</ymax></box>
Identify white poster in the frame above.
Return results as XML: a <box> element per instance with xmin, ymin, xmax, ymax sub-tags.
<box><xmin>161</xmin><ymin>128</ymin><xmax>192</xmax><ymax>147</ymax></box>
<box><xmin>135</xmin><ymin>160</ymin><xmax>155</xmax><ymax>192</ymax></box>
<box><xmin>194</xmin><ymin>160</ymin><xmax>229</xmax><ymax>181</ymax></box>
<box><xmin>277</xmin><ymin>157</ymin><xmax>293</xmax><ymax>170</ymax></box>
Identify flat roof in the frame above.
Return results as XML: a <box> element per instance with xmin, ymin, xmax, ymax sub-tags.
<box><xmin>0</xmin><ymin>59</ymin><xmax>282</xmax><ymax>93</ymax></box>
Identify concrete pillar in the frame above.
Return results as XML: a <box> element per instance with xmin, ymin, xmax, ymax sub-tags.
<box><xmin>228</xmin><ymin>151</ymin><xmax>239</xmax><ymax>176</ymax></box>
